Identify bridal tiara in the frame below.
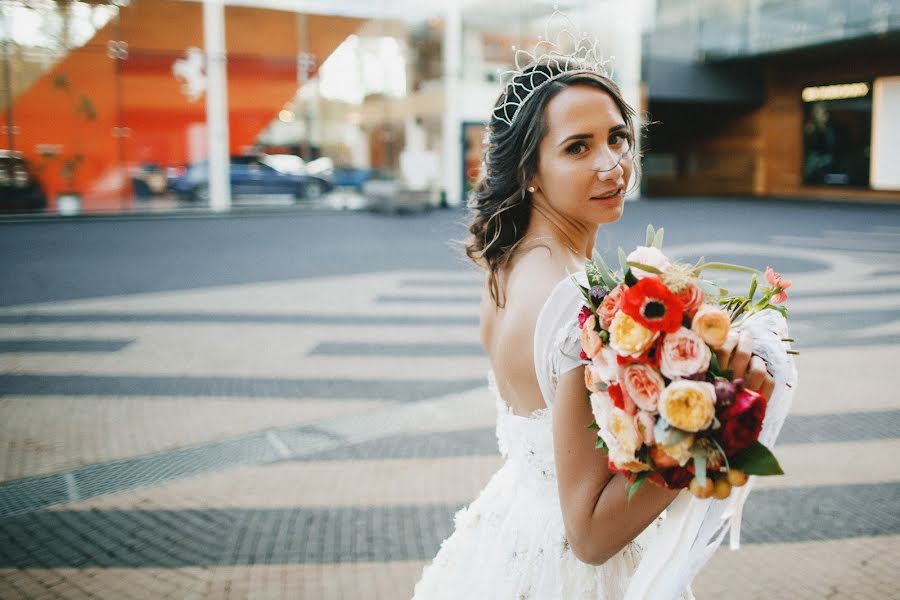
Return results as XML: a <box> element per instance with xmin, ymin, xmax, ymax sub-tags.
<box><xmin>492</xmin><ymin>6</ymin><xmax>615</xmax><ymax>127</ymax></box>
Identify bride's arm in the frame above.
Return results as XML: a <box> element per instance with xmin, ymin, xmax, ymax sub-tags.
<box><xmin>553</xmin><ymin>365</ymin><xmax>681</xmax><ymax>566</ymax></box>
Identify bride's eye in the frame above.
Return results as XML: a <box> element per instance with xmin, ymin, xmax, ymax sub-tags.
<box><xmin>609</xmin><ymin>132</ymin><xmax>631</xmax><ymax>148</ymax></box>
<box><xmin>565</xmin><ymin>141</ymin><xmax>588</xmax><ymax>156</ymax></box>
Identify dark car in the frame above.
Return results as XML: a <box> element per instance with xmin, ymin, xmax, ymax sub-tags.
<box><xmin>0</xmin><ymin>151</ymin><xmax>47</xmax><ymax>213</ymax></box>
<box><xmin>169</xmin><ymin>156</ymin><xmax>333</xmax><ymax>203</ymax></box>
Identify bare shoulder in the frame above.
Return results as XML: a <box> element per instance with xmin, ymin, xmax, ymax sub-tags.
<box><xmin>504</xmin><ymin>247</ymin><xmax>573</xmax><ymax>319</ymax></box>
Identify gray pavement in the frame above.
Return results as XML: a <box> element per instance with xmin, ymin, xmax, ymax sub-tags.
<box><xmin>1</xmin><ymin>198</ymin><xmax>899</xmax><ymax>599</ymax></box>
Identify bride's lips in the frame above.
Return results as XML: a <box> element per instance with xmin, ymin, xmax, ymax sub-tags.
<box><xmin>590</xmin><ymin>187</ymin><xmax>624</xmax><ymax>201</ymax></box>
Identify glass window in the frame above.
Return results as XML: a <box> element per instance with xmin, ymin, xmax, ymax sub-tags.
<box><xmin>802</xmin><ymin>84</ymin><xmax>872</xmax><ymax>187</ymax></box>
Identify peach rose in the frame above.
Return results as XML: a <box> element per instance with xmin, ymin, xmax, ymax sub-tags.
<box><xmin>691</xmin><ymin>305</ymin><xmax>731</xmax><ymax>349</ymax></box>
<box><xmin>620</xmin><ymin>363</ymin><xmax>665</xmax><ymax>413</ymax></box>
<box><xmin>598</xmin><ymin>284</ymin><xmax>626</xmax><ymax>329</ymax></box>
<box><xmin>609</xmin><ymin>312</ymin><xmax>660</xmax><ymax>358</ymax></box>
<box><xmin>677</xmin><ymin>282</ymin><xmax>705</xmax><ymax>318</ymax></box>
<box><xmin>659</xmin><ymin>380</ymin><xmax>716</xmax><ymax>432</ymax></box>
<box><xmin>660</xmin><ymin>327</ymin><xmax>712</xmax><ymax>379</ymax></box>
<box><xmin>581</xmin><ymin>314</ymin><xmax>604</xmax><ymax>359</ymax></box>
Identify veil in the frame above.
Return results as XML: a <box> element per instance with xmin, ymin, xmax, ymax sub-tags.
<box><xmin>533</xmin><ymin>272</ymin><xmax>798</xmax><ymax>600</ymax></box>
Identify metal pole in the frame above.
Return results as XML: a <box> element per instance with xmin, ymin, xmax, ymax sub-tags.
<box><xmin>204</xmin><ymin>0</ymin><xmax>231</xmax><ymax>211</ymax></box>
<box><xmin>441</xmin><ymin>0</ymin><xmax>462</xmax><ymax>206</ymax></box>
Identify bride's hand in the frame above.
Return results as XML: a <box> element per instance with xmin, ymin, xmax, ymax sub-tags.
<box><xmin>715</xmin><ymin>330</ymin><xmax>776</xmax><ymax>400</ymax></box>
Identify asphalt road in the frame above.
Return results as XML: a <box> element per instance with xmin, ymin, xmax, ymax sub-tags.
<box><xmin>2</xmin><ymin>197</ymin><xmax>898</xmax><ymax>307</ymax></box>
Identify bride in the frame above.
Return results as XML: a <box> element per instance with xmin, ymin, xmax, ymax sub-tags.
<box><xmin>411</xmin><ymin>58</ymin><xmax>780</xmax><ymax>599</ymax></box>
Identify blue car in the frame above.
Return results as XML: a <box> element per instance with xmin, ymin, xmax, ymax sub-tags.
<box><xmin>169</xmin><ymin>156</ymin><xmax>333</xmax><ymax>203</ymax></box>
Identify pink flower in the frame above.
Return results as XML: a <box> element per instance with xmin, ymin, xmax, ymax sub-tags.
<box><xmin>765</xmin><ymin>267</ymin><xmax>792</xmax><ymax>304</ymax></box>
<box><xmin>620</xmin><ymin>363</ymin><xmax>665</xmax><ymax>413</ymax></box>
<box><xmin>659</xmin><ymin>327</ymin><xmax>712</xmax><ymax>379</ymax></box>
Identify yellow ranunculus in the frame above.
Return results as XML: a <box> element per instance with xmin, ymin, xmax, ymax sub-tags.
<box><xmin>659</xmin><ymin>380</ymin><xmax>716</xmax><ymax>433</ymax></box>
<box><xmin>608</xmin><ymin>312</ymin><xmax>659</xmax><ymax>358</ymax></box>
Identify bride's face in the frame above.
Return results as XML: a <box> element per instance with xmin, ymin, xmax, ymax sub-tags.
<box><xmin>531</xmin><ymin>84</ymin><xmax>633</xmax><ymax>225</ymax></box>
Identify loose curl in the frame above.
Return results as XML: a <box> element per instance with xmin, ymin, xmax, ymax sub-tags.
<box><xmin>465</xmin><ymin>61</ymin><xmax>638</xmax><ymax>308</ymax></box>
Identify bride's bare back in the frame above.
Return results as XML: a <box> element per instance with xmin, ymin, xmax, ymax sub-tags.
<box><xmin>480</xmin><ymin>245</ymin><xmax>583</xmax><ymax>417</ymax></box>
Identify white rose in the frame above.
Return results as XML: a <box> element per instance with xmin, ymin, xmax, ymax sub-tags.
<box><xmin>627</xmin><ymin>246</ymin><xmax>671</xmax><ymax>278</ymax></box>
<box><xmin>590</xmin><ymin>346</ymin><xmax>619</xmax><ymax>383</ymax></box>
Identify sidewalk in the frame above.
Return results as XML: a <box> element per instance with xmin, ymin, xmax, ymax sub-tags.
<box><xmin>1</xmin><ymin>248</ymin><xmax>899</xmax><ymax>598</ymax></box>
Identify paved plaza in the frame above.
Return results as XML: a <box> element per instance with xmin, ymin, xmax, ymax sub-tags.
<box><xmin>0</xmin><ymin>200</ymin><xmax>898</xmax><ymax>599</ymax></box>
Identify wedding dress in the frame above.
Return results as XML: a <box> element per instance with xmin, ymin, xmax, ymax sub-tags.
<box><xmin>411</xmin><ymin>271</ymin><xmax>797</xmax><ymax>600</ymax></box>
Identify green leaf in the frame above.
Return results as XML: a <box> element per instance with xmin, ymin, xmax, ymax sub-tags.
<box><xmin>693</xmin><ymin>256</ymin><xmax>706</xmax><ymax>270</ymax></box>
<box><xmin>695</xmin><ymin>262</ymin><xmax>759</xmax><ymax>275</ymax></box>
<box><xmin>747</xmin><ymin>275</ymin><xmax>758</xmax><ymax>301</ymax></box>
<box><xmin>624</xmin><ymin>269</ymin><xmax>638</xmax><ymax>287</ymax></box>
<box><xmin>626</xmin><ymin>261</ymin><xmax>663</xmax><ymax>275</ymax></box>
<box><xmin>645</xmin><ymin>224</ymin><xmax>656</xmax><ymax>247</ymax></box>
<box><xmin>595</xmin><ymin>437</ymin><xmax>608</xmax><ymax>450</ymax></box>
<box><xmin>627</xmin><ymin>472</ymin><xmax>648</xmax><ymax>503</ymax></box>
<box><xmin>652</xmin><ymin>228</ymin><xmax>665</xmax><ymax>249</ymax></box>
<box><xmin>729</xmin><ymin>441</ymin><xmax>784</xmax><ymax>476</ymax></box>
<box><xmin>586</xmin><ymin>421</ymin><xmax>600</xmax><ymax>430</ymax></box>
<box><xmin>617</xmin><ymin>247</ymin><xmax>628</xmax><ymax>275</ymax></box>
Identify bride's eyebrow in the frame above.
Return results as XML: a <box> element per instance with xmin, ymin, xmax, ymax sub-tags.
<box><xmin>557</xmin><ymin>124</ymin><xmax>628</xmax><ymax>147</ymax></box>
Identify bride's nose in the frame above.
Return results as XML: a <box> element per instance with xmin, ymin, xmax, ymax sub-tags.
<box><xmin>591</xmin><ymin>146</ymin><xmax>625</xmax><ymax>180</ymax></box>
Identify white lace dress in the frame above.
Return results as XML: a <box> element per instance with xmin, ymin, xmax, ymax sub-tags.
<box><xmin>411</xmin><ymin>272</ymin><xmax>796</xmax><ymax>600</ymax></box>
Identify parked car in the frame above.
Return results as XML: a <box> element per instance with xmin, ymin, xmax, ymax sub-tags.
<box><xmin>131</xmin><ymin>163</ymin><xmax>168</xmax><ymax>199</ymax></box>
<box><xmin>169</xmin><ymin>156</ymin><xmax>334</xmax><ymax>203</ymax></box>
<box><xmin>0</xmin><ymin>150</ymin><xmax>47</xmax><ymax>213</ymax></box>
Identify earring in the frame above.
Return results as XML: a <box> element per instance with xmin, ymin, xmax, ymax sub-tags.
<box><xmin>527</xmin><ymin>186</ymin><xmax>535</xmax><ymax>193</ymax></box>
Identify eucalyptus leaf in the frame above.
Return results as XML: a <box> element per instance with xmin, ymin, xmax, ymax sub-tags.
<box><xmin>645</xmin><ymin>224</ymin><xmax>656</xmax><ymax>247</ymax></box>
<box><xmin>652</xmin><ymin>228</ymin><xmax>665</xmax><ymax>249</ymax></box>
<box><xmin>618</xmin><ymin>247</ymin><xmax>628</xmax><ymax>274</ymax></box>
<box><xmin>697</xmin><ymin>279</ymin><xmax>721</xmax><ymax>295</ymax></box>
<box><xmin>729</xmin><ymin>441</ymin><xmax>784</xmax><ymax>476</ymax></box>
<box><xmin>695</xmin><ymin>262</ymin><xmax>759</xmax><ymax>275</ymax></box>
<box><xmin>692</xmin><ymin>450</ymin><xmax>707</xmax><ymax>486</ymax></box>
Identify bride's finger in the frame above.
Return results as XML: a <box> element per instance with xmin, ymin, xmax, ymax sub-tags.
<box><xmin>745</xmin><ymin>355</ymin><xmax>767</xmax><ymax>391</ymax></box>
<box><xmin>716</xmin><ymin>330</ymin><xmax>739</xmax><ymax>371</ymax></box>
<box><xmin>730</xmin><ymin>331</ymin><xmax>753</xmax><ymax>379</ymax></box>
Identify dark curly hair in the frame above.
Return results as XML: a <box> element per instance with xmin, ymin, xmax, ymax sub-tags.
<box><xmin>464</xmin><ymin>61</ymin><xmax>637</xmax><ymax>308</ymax></box>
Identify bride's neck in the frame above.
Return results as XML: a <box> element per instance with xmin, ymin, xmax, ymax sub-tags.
<box><xmin>524</xmin><ymin>208</ymin><xmax>597</xmax><ymax>262</ymax></box>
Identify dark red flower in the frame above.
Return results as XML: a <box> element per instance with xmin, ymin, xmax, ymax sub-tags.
<box><xmin>648</xmin><ymin>466</ymin><xmax>693</xmax><ymax>490</ymax></box>
<box><xmin>578</xmin><ymin>305</ymin><xmax>593</xmax><ymax>329</ymax></box>
<box><xmin>718</xmin><ymin>387</ymin><xmax>767</xmax><ymax>455</ymax></box>
<box><xmin>580</xmin><ymin>350</ymin><xmax>589</xmax><ymax>361</ymax></box>
<box><xmin>620</xmin><ymin>277</ymin><xmax>684</xmax><ymax>334</ymax></box>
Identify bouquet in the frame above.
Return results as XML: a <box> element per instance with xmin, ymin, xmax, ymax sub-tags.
<box><xmin>577</xmin><ymin>225</ymin><xmax>796</xmax><ymax>501</ymax></box>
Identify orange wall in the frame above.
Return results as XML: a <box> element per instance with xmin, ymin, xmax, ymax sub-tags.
<box><xmin>2</xmin><ymin>0</ymin><xmax>362</xmax><ymax>210</ymax></box>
